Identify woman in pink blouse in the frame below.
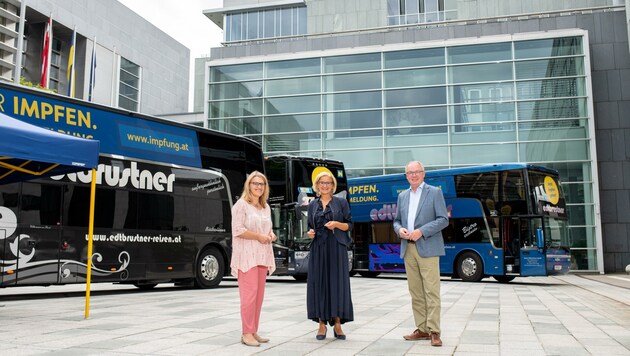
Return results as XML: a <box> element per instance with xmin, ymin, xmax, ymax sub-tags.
<box><xmin>231</xmin><ymin>171</ymin><xmax>277</xmax><ymax>347</ymax></box>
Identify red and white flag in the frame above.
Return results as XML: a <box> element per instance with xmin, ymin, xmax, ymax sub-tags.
<box><xmin>40</xmin><ymin>16</ymin><xmax>52</xmax><ymax>88</ymax></box>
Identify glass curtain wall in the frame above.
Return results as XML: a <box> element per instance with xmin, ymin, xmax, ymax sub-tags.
<box><xmin>225</xmin><ymin>6</ymin><xmax>307</xmax><ymax>42</ymax></box>
<box><xmin>207</xmin><ymin>34</ymin><xmax>596</xmax><ymax>271</ymax></box>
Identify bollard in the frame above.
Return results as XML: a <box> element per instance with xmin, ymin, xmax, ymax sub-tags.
<box><xmin>626</xmin><ymin>264</ymin><xmax>630</xmax><ymax>274</ymax></box>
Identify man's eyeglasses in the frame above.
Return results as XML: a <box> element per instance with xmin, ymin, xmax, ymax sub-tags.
<box><xmin>250</xmin><ymin>182</ymin><xmax>265</xmax><ymax>187</ymax></box>
<box><xmin>406</xmin><ymin>171</ymin><xmax>424</xmax><ymax>176</ymax></box>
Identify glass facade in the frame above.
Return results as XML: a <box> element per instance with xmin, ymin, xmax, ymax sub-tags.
<box><xmin>207</xmin><ymin>34</ymin><xmax>597</xmax><ymax>271</ymax></box>
<box><xmin>225</xmin><ymin>6</ymin><xmax>307</xmax><ymax>42</ymax></box>
<box><xmin>119</xmin><ymin>57</ymin><xmax>141</xmax><ymax>112</ymax></box>
<box><xmin>387</xmin><ymin>0</ymin><xmax>458</xmax><ymax>25</ymax></box>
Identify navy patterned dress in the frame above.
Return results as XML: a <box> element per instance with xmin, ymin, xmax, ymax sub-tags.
<box><xmin>306</xmin><ymin>198</ymin><xmax>354</xmax><ymax>325</ymax></box>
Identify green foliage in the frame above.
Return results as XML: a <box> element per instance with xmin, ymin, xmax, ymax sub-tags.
<box><xmin>19</xmin><ymin>77</ymin><xmax>57</xmax><ymax>93</ymax></box>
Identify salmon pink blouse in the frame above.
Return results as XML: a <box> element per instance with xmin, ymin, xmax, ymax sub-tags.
<box><xmin>230</xmin><ymin>198</ymin><xmax>276</xmax><ymax>277</ymax></box>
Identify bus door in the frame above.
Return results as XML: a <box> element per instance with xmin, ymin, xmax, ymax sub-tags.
<box><xmin>0</xmin><ymin>207</ymin><xmax>17</xmax><ymax>286</ymax></box>
<box><xmin>501</xmin><ymin>217</ymin><xmax>519</xmax><ymax>274</ymax></box>
<box><xmin>270</xmin><ymin>203</ymin><xmax>289</xmax><ymax>275</ymax></box>
<box><xmin>15</xmin><ymin>182</ymin><xmax>64</xmax><ymax>285</ymax></box>
<box><xmin>351</xmin><ymin>222</ymin><xmax>370</xmax><ymax>270</ymax></box>
<box><xmin>291</xmin><ymin>203</ymin><xmax>311</xmax><ymax>275</ymax></box>
<box><xmin>0</xmin><ymin>184</ymin><xmax>19</xmax><ymax>286</ymax></box>
<box><xmin>506</xmin><ymin>217</ymin><xmax>546</xmax><ymax>276</ymax></box>
<box><xmin>368</xmin><ymin>221</ymin><xmax>404</xmax><ymax>273</ymax></box>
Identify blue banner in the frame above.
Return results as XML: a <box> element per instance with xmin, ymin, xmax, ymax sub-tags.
<box><xmin>0</xmin><ymin>85</ymin><xmax>201</xmax><ymax>168</ymax></box>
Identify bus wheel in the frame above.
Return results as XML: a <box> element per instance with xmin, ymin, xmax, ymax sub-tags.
<box><xmin>358</xmin><ymin>271</ymin><xmax>381</xmax><ymax>278</ymax></box>
<box><xmin>457</xmin><ymin>252</ymin><xmax>483</xmax><ymax>282</ymax></box>
<box><xmin>195</xmin><ymin>247</ymin><xmax>224</xmax><ymax>289</ymax></box>
<box><xmin>493</xmin><ymin>276</ymin><xmax>515</xmax><ymax>283</ymax></box>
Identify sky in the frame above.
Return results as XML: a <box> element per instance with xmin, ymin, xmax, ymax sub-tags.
<box><xmin>116</xmin><ymin>0</ymin><xmax>224</xmax><ymax>110</ymax></box>
<box><xmin>117</xmin><ymin>0</ymin><xmax>224</xmax><ymax>58</ymax></box>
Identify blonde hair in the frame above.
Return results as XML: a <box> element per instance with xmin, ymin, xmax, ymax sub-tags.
<box><xmin>240</xmin><ymin>170</ymin><xmax>269</xmax><ymax>208</ymax></box>
<box><xmin>312</xmin><ymin>171</ymin><xmax>337</xmax><ymax>196</ymax></box>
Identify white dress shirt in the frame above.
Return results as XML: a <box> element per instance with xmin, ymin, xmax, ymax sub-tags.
<box><xmin>406</xmin><ymin>182</ymin><xmax>424</xmax><ymax>232</ymax></box>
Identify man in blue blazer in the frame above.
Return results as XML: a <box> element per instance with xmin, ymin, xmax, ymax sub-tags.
<box><xmin>393</xmin><ymin>161</ymin><xmax>449</xmax><ymax>347</ymax></box>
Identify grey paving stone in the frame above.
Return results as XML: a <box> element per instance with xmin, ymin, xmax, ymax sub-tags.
<box><xmin>0</xmin><ymin>275</ymin><xmax>629</xmax><ymax>355</ymax></box>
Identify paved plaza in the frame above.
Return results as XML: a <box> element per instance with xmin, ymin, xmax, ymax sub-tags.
<box><xmin>1</xmin><ymin>273</ymin><xmax>629</xmax><ymax>355</ymax></box>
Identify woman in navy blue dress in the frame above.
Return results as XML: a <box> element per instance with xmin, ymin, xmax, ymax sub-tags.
<box><xmin>306</xmin><ymin>171</ymin><xmax>354</xmax><ymax>340</ymax></box>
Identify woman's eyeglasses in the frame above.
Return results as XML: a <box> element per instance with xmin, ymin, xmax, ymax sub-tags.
<box><xmin>318</xmin><ymin>181</ymin><xmax>333</xmax><ymax>186</ymax></box>
<box><xmin>250</xmin><ymin>182</ymin><xmax>265</xmax><ymax>187</ymax></box>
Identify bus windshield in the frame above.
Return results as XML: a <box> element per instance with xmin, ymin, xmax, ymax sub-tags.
<box><xmin>265</xmin><ymin>155</ymin><xmax>350</xmax><ymax>278</ymax></box>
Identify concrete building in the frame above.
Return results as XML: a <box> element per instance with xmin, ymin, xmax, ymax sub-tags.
<box><xmin>0</xmin><ymin>0</ymin><xmax>189</xmax><ymax>115</ymax></box>
<box><xmin>200</xmin><ymin>0</ymin><xmax>630</xmax><ymax>273</ymax></box>
<box><xmin>0</xmin><ymin>1</ymin><xmax>20</xmax><ymax>81</ymax></box>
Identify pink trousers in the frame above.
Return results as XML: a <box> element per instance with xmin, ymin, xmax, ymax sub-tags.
<box><xmin>238</xmin><ymin>266</ymin><xmax>268</xmax><ymax>333</ymax></box>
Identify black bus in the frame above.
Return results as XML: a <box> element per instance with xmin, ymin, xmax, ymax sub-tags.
<box><xmin>0</xmin><ymin>82</ymin><xmax>264</xmax><ymax>289</ymax></box>
<box><xmin>264</xmin><ymin>155</ymin><xmax>352</xmax><ymax>280</ymax></box>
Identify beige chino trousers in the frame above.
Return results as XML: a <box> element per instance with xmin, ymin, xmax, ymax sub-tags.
<box><xmin>404</xmin><ymin>242</ymin><xmax>441</xmax><ymax>334</ymax></box>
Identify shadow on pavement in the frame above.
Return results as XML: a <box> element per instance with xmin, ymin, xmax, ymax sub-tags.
<box><xmin>0</xmin><ymin>283</ymin><xmax>238</xmax><ymax>301</ymax></box>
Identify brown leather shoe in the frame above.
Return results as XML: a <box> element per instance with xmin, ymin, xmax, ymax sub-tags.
<box><xmin>430</xmin><ymin>332</ymin><xmax>442</xmax><ymax>347</ymax></box>
<box><xmin>403</xmin><ymin>329</ymin><xmax>431</xmax><ymax>340</ymax></box>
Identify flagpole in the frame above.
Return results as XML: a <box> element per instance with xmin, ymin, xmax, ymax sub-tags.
<box><xmin>88</xmin><ymin>36</ymin><xmax>96</xmax><ymax>101</ymax></box>
<box><xmin>67</xmin><ymin>26</ymin><xmax>76</xmax><ymax>97</ymax></box>
<box><xmin>46</xmin><ymin>13</ymin><xmax>53</xmax><ymax>88</ymax></box>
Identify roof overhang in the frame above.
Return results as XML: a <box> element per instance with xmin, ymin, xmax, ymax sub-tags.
<box><xmin>203</xmin><ymin>0</ymin><xmax>305</xmax><ymax>29</ymax></box>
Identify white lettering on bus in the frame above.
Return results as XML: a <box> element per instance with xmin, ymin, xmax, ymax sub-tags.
<box><xmin>370</xmin><ymin>204</ymin><xmax>397</xmax><ymax>221</ymax></box>
<box><xmin>542</xmin><ymin>204</ymin><xmax>565</xmax><ymax>215</ymax></box>
<box><xmin>52</xmin><ymin>161</ymin><xmax>175</xmax><ymax>192</ymax></box>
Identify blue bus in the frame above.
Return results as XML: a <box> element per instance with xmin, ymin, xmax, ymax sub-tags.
<box><xmin>348</xmin><ymin>164</ymin><xmax>571</xmax><ymax>282</ymax></box>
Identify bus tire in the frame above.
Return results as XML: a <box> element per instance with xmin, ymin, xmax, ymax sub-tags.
<box><xmin>195</xmin><ymin>247</ymin><xmax>224</xmax><ymax>289</ymax></box>
<box><xmin>493</xmin><ymin>276</ymin><xmax>515</xmax><ymax>283</ymax></box>
<box><xmin>358</xmin><ymin>271</ymin><xmax>381</xmax><ymax>278</ymax></box>
<box><xmin>457</xmin><ymin>252</ymin><xmax>483</xmax><ymax>282</ymax></box>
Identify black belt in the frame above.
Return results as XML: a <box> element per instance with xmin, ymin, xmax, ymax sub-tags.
<box><xmin>408</xmin><ymin>240</ymin><xmax>415</xmax><ymax>244</ymax></box>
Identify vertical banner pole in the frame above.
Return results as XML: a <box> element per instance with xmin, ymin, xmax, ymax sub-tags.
<box><xmin>85</xmin><ymin>168</ymin><xmax>97</xmax><ymax>319</ymax></box>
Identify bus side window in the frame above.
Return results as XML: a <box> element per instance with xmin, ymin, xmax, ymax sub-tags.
<box><xmin>21</xmin><ymin>182</ymin><xmax>62</xmax><ymax>226</ymax></box>
<box><xmin>371</xmin><ymin>222</ymin><xmax>398</xmax><ymax>244</ymax></box>
<box><xmin>453</xmin><ymin>218</ymin><xmax>489</xmax><ymax>243</ymax></box>
<box><xmin>500</xmin><ymin>171</ymin><xmax>527</xmax><ymax>215</ymax></box>
<box><xmin>442</xmin><ymin>221</ymin><xmax>456</xmax><ymax>243</ymax></box>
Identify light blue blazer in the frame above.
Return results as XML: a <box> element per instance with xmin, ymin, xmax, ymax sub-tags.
<box><xmin>393</xmin><ymin>183</ymin><xmax>449</xmax><ymax>258</ymax></box>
